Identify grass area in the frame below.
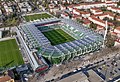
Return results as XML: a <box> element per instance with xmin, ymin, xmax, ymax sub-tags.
<box><xmin>24</xmin><ymin>13</ymin><xmax>52</xmax><ymax>22</ymax></box>
<box><xmin>42</xmin><ymin>29</ymin><xmax>75</xmax><ymax>45</ymax></box>
<box><xmin>0</xmin><ymin>39</ymin><xmax>24</xmax><ymax>69</ymax></box>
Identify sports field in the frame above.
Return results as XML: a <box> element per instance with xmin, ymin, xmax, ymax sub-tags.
<box><xmin>42</xmin><ymin>29</ymin><xmax>75</xmax><ymax>45</ymax></box>
<box><xmin>24</xmin><ymin>13</ymin><xmax>52</xmax><ymax>22</ymax></box>
<box><xmin>0</xmin><ymin>39</ymin><xmax>24</xmax><ymax>68</ymax></box>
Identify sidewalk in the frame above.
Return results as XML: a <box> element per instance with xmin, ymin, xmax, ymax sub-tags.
<box><xmin>0</xmin><ymin>37</ymin><xmax>14</xmax><ymax>42</ymax></box>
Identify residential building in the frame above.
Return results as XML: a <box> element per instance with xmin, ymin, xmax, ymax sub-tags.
<box><xmin>116</xmin><ymin>16</ymin><xmax>120</xmax><ymax>21</ymax></box>
<box><xmin>90</xmin><ymin>8</ymin><xmax>103</xmax><ymax>15</ymax></box>
<box><xmin>61</xmin><ymin>12</ymin><xmax>69</xmax><ymax>19</ymax></box>
<box><xmin>88</xmin><ymin>16</ymin><xmax>113</xmax><ymax>27</ymax></box>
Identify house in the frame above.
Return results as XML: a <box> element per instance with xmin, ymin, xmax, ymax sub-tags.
<box><xmin>88</xmin><ymin>16</ymin><xmax>114</xmax><ymax>27</ymax></box>
<box><xmin>107</xmin><ymin>6</ymin><xmax>120</xmax><ymax>13</ymax></box>
<box><xmin>68</xmin><ymin>5</ymin><xmax>74</xmax><ymax>11</ymax></box>
<box><xmin>106</xmin><ymin>2</ymin><xmax>117</xmax><ymax>7</ymax></box>
<box><xmin>94</xmin><ymin>12</ymin><xmax>115</xmax><ymax>20</ymax></box>
<box><xmin>90</xmin><ymin>8</ymin><xmax>103</xmax><ymax>15</ymax></box>
<box><xmin>95</xmin><ymin>13</ymin><xmax>108</xmax><ymax>19</ymax></box>
<box><xmin>82</xmin><ymin>18</ymin><xmax>91</xmax><ymax>26</ymax></box>
<box><xmin>104</xmin><ymin>12</ymin><xmax>115</xmax><ymax>20</ymax></box>
<box><xmin>74</xmin><ymin>2</ymin><xmax>106</xmax><ymax>9</ymax></box>
<box><xmin>97</xmin><ymin>25</ymin><xmax>104</xmax><ymax>30</ymax></box>
<box><xmin>73</xmin><ymin>8</ymin><xmax>81</xmax><ymax>15</ymax></box>
<box><xmin>114</xmin><ymin>26</ymin><xmax>120</xmax><ymax>35</ymax></box>
<box><xmin>68</xmin><ymin>2</ymin><xmax>117</xmax><ymax>10</ymax></box>
<box><xmin>61</xmin><ymin>12</ymin><xmax>69</xmax><ymax>19</ymax></box>
<box><xmin>72</xmin><ymin>14</ymin><xmax>81</xmax><ymax>20</ymax></box>
<box><xmin>80</xmin><ymin>11</ymin><xmax>90</xmax><ymax>18</ymax></box>
<box><xmin>116</xmin><ymin>16</ymin><xmax>120</xmax><ymax>21</ymax></box>
<box><xmin>50</xmin><ymin>7</ymin><xmax>60</xmax><ymax>15</ymax></box>
<box><xmin>60</xmin><ymin>5</ymin><xmax>66</xmax><ymax>10</ymax></box>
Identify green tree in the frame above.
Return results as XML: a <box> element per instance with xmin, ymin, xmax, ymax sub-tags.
<box><xmin>76</xmin><ymin>18</ymin><xmax>83</xmax><ymax>23</ymax></box>
<box><xmin>117</xmin><ymin>1</ymin><xmax>120</xmax><ymax>6</ymax></box>
<box><xmin>105</xmin><ymin>32</ymin><xmax>117</xmax><ymax>48</ymax></box>
<box><xmin>89</xmin><ymin>22</ymin><xmax>97</xmax><ymax>30</ymax></box>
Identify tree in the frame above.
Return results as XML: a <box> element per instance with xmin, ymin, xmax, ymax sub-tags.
<box><xmin>117</xmin><ymin>1</ymin><xmax>120</xmax><ymax>7</ymax></box>
<box><xmin>76</xmin><ymin>18</ymin><xmax>83</xmax><ymax>23</ymax></box>
<box><xmin>89</xmin><ymin>22</ymin><xmax>97</xmax><ymax>30</ymax></box>
<box><xmin>104</xmin><ymin>32</ymin><xmax>117</xmax><ymax>48</ymax></box>
<box><xmin>103</xmin><ymin>17</ymin><xmax>109</xmax><ymax>21</ymax></box>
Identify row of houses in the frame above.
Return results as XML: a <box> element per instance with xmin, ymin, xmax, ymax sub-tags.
<box><xmin>61</xmin><ymin>4</ymin><xmax>120</xmax><ymax>28</ymax></box>
<box><xmin>107</xmin><ymin>6</ymin><xmax>120</xmax><ymax>13</ymax></box>
<box><xmin>49</xmin><ymin>0</ymin><xmax>118</xmax><ymax>16</ymax></box>
<box><xmin>67</xmin><ymin>2</ymin><xmax>117</xmax><ymax>10</ymax></box>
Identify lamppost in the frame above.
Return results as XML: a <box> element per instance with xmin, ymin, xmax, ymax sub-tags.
<box><xmin>102</xmin><ymin>21</ymin><xmax>108</xmax><ymax>48</ymax></box>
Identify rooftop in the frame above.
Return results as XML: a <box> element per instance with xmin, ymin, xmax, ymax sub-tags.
<box><xmin>88</xmin><ymin>70</ymin><xmax>104</xmax><ymax>82</ymax></box>
<box><xmin>58</xmin><ymin>72</ymin><xmax>88</xmax><ymax>82</ymax></box>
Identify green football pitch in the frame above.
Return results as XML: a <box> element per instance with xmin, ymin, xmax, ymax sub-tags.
<box><xmin>0</xmin><ymin>39</ymin><xmax>24</xmax><ymax>68</ymax></box>
<box><xmin>42</xmin><ymin>29</ymin><xmax>75</xmax><ymax>45</ymax></box>
<box><xmin>24</xmin><ymin>13</ymin><xmax>52</xmax><ymax>22</ymax></box>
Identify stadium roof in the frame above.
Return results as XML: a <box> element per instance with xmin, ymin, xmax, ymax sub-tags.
<box><xmin>19</xmin><ymin>18</ymin><xmax>103</xmax><ymax>63</ymax></box>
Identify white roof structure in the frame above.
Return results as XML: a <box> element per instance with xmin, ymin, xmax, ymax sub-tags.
<box><xmin>0</xmin><ymin>31</ymin><xmax>2</xmax><ymax>39</ymax></box>
<box><xmin>18</xmin><ymin>18</ymin><xmax>103</xmax><ymax>64</ymax></box>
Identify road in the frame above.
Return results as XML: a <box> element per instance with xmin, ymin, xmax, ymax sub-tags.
<box><xmin>33</xmin><ymin>46</ymin><xmax>120</xmax><ymax>82</ymax></box>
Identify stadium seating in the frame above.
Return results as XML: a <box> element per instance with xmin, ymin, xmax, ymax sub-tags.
<box><xmin>19</xmin><ymin>18</ymin><xmax>103</xmax><ymax>64</ymax></box>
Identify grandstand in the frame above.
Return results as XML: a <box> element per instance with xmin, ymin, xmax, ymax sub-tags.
<box><xmin>17</xmin><ymin>17</ymin><xmax>103</xmax><ymax>68</ymax></box>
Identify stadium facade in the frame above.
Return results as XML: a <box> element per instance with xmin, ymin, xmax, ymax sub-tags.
<box><xmin>16</xmin><ymin>17</ymin><xmax>103</xmax><ymax>72</ymax></box>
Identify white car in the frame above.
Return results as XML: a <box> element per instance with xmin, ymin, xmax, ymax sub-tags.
<box><xmin>78</xmin><ymin>68</ymin><xmax>81</xmax><ymax>70</ymax></box>
<box><xmin>73</xmin><ymin>69</ymin><xmax>77</xmax><ymax>72</ymax></box>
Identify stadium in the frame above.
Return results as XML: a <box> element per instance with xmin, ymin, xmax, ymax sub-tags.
<box><xmin>17</xmin><ymin>17</ymin><xmax>103</xmax><ymax>72</ymax></box>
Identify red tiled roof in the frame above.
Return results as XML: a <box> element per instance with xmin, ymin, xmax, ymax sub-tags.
<box><xmin>83</xmin><ymin>21</ymin><xmax>91</xmax><ymax>24</ymax></box>
<box><xmin>74</xmin><ymin>8</ymin><xmax>81</xmax><ymax>12</ymax></box>
<box><xmin>94</xmin><ymin>13</ymin><xmax>107</xmax><ymax>17</ymax></box>
<box><xmin>90</xmin><ymin>16</ymin><xmax>105</xmax><ymax>24</ymax></box>
<box><xmin>115</xmin><ymin>26</ymin><xmax>120</xmax><ymax>31</ymax></box>
<box><xmin>80</xmin><ymin>11</ymin><xmax>90</xmax><ymax>14</ymax></box>
<box><xmin>116</xmin><ymin>16</ymin><xmax>120</xmax><ymax>19</ymax></box>
<box><xmin>106</xmin><ymin>2</ymin><xmax>117</xmax><ymax>4</ymax></box>
<box><xmin>108</xmin><ymin>22</ymin><xmax>114</xmax><ymax>26</ymax></box>
<box><xmin>104</xmin><ymin>12</ymin><xmax>115</xmax><ymax>17</ymax></box>
<box><xmin>96</xmin><ymin>10</ymin><xmax>103</xmax><ymax>12</ymax></box>
<box><xmin>91</xmin><ymin>8</ymin><xmax>101</xmax><ymax>11</ymax></box>
<box><xmin>62</xmin><ymin>13</ymin><xmax>68</xmax><ymax>16</ymax></box>
<box><xmin>72</xmin><ymin>14</ymin><xmax>80</xmax><ymax>18</ymax></box>
<box><xmin>0</xmin><ymin>75</ymin><xmax>11</xmax><ymax>82</ymax></box>
<box><xmin>97</xmin><ymin>25</ymin><xmax>104</xmax><ymax>29</ymax></box>
<box><xmin>68</xmin><ymin>5</ymin><xmax>74</xmax><ymax>8</ymax></box>
<box><xmin>83</xmin><ymin>18</ymin><xmax>91</xmax><ymax>24</ymax></box>
<box><xmin>90</xmin><ymin>16</ymin><xmax>114</xmax><ymax>26</ymax></box>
